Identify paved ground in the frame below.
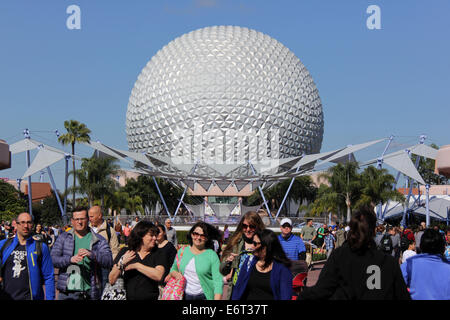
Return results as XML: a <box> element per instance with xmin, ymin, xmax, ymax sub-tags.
<box><xmin>306</xmin><ymin>261</ymin><xmax>325</xmax><ymax>287</ymax></box>
<box><xmin>221</xmin><ymin>260</ymin><xmax>325</xmax><ymax>299</ymax></box>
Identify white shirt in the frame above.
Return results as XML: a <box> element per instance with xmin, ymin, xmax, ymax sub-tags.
<box><xmin>401</xmin><ymin>250</ymin><xmax>417</xmax><ymax>264</ymax></box>
<box><xmin>184</xmin><ymin>258</ymin><xmax>203</xmax><ymax>295</ymax></box>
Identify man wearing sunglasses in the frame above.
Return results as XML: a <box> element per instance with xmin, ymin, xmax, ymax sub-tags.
<box><xmin>278</xmin><ymin>218</ymin><xmax>306</xmax><ymax>262</ymax></box>
<box><xmin>0</xmin><ymin>212</ymin><xmax>55</xmax><ymax>300</ymax></box>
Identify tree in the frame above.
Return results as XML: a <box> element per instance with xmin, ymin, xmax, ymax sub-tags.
<box><xmin>122</xmin><ymin>175</ymin><xmax>159</xmax><ymax>213</ymax></box>
<box><xmin>411</xmin><ymin>144</ymin><xmax>448</xmax><ymax>185</ymax></box>
<box><xmin>246</xmin><ymin>176</ymin><xmax>318</xmax><ymax>216</ymax></box>
<box><xmin>357</xmin><ymin>166</ymin><xmax>405</xmax><ymax>210</ymax></box>
<box><xmin>58</xmin><ymin>120</ymin><xmax>91</xmax><ymax>207</ymax></box>
<box><xmin>0</xmin><ymin>180</ymin><xmax>27</xmax><ymax>221</ymax></box>
<box><xmin>328</xmin><ymin>162</ymin><xmax>361</xmax><ymax>223</ymax></box>
<box><xmin>32</xmin><ymin>191</ymin><xmax>64</xmax><ymax>226</ymax></box>
<box><xmin>68</xmin><ymin>155</ymin><xmax>120</xmax><ymax>208</ymax></box>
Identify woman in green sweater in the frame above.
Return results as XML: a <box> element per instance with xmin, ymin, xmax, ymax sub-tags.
<box><xmin>166</xmin><ymin>221</ymin><xmax>223</xmax><ymax>300</ymax></box>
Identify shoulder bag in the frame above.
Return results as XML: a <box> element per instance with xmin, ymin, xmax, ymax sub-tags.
<box><xmin>159</xmin><ymin>246</ymin><xmax>187</xmax><ymax>300</ymax></box>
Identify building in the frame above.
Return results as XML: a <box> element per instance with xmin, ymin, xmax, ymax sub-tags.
<box><xmin>4</xmin><ymin>179</ymin><xmax>53</xmax><ymax>203</ymax></box>
<box><xmin>0</xmin><ymin>140</ymin><xmax>11</xmax><ymax>170</ymax></box>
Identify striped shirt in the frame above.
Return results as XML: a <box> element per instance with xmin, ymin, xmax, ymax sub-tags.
<box><xmin>324</xmin><ymin>234</ymin><xmax>335</xmax><ymax>250</ymax></box>
<box><xmin>278</xmin><ymin>234</ymin><xmax>306</xmax><ymax>261</ymax></box>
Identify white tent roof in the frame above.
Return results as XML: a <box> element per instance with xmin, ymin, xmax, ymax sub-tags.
<box><xmin>383</xmin><ymin>196</ymin><xmax>450</xmax><ymax>220</ymax></box>
<box><xmin>22</xmin><ymin>147</ymin><xmax>65</xmax><ymax>179</ymax></box>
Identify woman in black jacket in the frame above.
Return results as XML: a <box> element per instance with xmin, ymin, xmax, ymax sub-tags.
<box><xmin>297</xmin><ymin>206</ymin><xmax>411</xmax><ymax>300</ymax></box>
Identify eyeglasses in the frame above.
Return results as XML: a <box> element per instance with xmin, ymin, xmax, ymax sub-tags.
<box><xmin>242</xmin><ymin>223</ymin><xmax>256</xmax><ymax>230</ymax></box>
<box><xmin>72</xmin><ymin>218</ymin><xmax>88</xmax><ymax>222</ymax></box>
<box><xmin>17</xmin><ymin>221</ymin><xmax>33</xmax><ymax>226</ymax></box>
<box><xmin>281</xmin><ymin>224</ymin><xmax>292</xmax><ymax>229</ymax></box>
<box><xmin>192</xmin><ymin>231</ymin><xmax>206</xmax><ymax>240</ymax></box>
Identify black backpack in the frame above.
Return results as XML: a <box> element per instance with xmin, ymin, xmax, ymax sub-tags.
<box><xmin>378</xmin><ymin>233</ymin><xmax>393</xmax><ymax>253</ymax></box>
<box><xmin>400</xmin><ymin>232</ymin><xmax>410</xmax><ymax>252</ymax></box>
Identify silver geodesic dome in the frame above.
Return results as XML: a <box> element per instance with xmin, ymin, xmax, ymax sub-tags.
<box><xmin>126</xmin><ymin>26</ymin><xmax>324</xmax><ymax>168</ymax></box>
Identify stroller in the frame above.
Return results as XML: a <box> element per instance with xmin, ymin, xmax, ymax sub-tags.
<box><xmin>291</xmin><ymin>259</ymin><xmax>309</xmax><ymax>300</ymax></box>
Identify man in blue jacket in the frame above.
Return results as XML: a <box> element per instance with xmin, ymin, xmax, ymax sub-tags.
<box><xmin>0</xmin><ymin>212</ymin><xmax>55</xmax><ymax>300</ymax></box>
<box><xmin>51</xmin><ymin>206</ymin><xmax>112</xmax><ymax>300</ymax></box>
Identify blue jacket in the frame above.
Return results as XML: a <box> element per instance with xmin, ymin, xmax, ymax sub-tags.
<box><xmin>278</xmin><ymin>234</ymin><xmax>306</xmax><ymax>261</ymax></box>
<box><xmin>50</xmin><ymin>228</ymin><xmax>113</xmax><ymax>300</ymax></box>
<box><xmin>400</xmin><ymin>253</ymin><xmax>450</xmax><ymax>300</ymax></box>
<box><xmin>0</xmin><ymin>236</ymin><xmax>55</xmax><ymax>300</ymax></box>
<box><xmin>231</xmin><ymin>256</ymin><xmax>293</xmax><ymax>300</ymax></box>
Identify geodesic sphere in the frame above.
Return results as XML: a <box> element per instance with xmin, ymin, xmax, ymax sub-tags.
<box><xmin>126</xmin><ymin>26</ymin><xmax>324</xmax><ymax>164</ymax></box>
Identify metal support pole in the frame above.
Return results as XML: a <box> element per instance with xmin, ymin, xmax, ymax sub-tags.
<box><xmin>249</xmin><ymin>161</ymin><xmax>275</xmax><ymax>224</ymax></box>
<box><xmin>401</xmin><ymin>135</ymin><xmax>426</xmax><ymax>227</ymax></box>
<box><xmin>152</xmin><ymin>176</ymin><xmax>171</xmax><ymax>220</ymax></box>
<box><xmin>275</xmin><ymin>165</ymin><xmax>302</xmax><ymax>219</ymax></box>
<box><xmin>24</xmin><ymin>129</ymin><xmax>33</xmax><ymax>218</ymax></box>
<box><xmin>382</xmin><ymin>171</ymin><xmax>401</xmax><ymax>220</ymax></box>
<box><xmin>173</xmin><ymin>161</ymin><xmax>199</xmax><ymax>220</ymax></box>
<box><xmin>425</xmin><ymin>184</ymin><xmax>430</xmax><ymax>227</ymax></box>
<box><xmin>47</xmin><ymin>167</ymin><xmax>65</xmax><ymax>218</ymax></box>
<box><xmin>64</xmin><ymin>154</ymin><xmax>70</xmax><ymax>220</ymax></box>
<box><xmin>376</xmin><ymin>135</ymin><xmax>394</xmax><ymax>220</ymax></box>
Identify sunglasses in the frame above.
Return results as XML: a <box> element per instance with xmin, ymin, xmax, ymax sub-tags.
<box><xmin>192</xmin><ymin>231</ymin><xmax>207</xmax><ymax>240</ymax></box>
<box><xmin>242</xmin><ymin>223</ymin><xmax>256</xmax><ymax>230</ymax></box>
<box><xmin>252</xmin><ymin>240</ymin><xmax>261</xmax><ymax>246</ymax></box>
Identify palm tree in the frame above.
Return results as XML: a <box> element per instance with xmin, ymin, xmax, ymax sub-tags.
<box><xmin>58</xmin><ymin>120</ymin><xmax>91</xmax><ymax>207</ymax></box>
<box><xmin>357</xmin><ymin>166</ymin><xmax>405</xmax><ymax>214</ymax></box>
<box><xmin>246</xmin><ymin>176</ymin><xmax>318</xmax><ymax>216</ymax></box>
<box><xmin>313</xmin><ymin>162</ymin><xmax>362</xmax><ymax>223</ymax></box>
<box><xmin>68</xmin><ymin>156</ymin><xmax>120</xmax><ymax>208</ymax></box>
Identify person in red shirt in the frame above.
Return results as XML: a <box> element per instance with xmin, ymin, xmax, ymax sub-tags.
<box><xmin>123</xmin><ymin>223</ymin><xmax>131</xmax><ymax>243</ymax></box>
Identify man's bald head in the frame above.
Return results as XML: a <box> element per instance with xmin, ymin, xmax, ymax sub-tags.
<box><xmin>88</xmin><ymin>205</ymin><xmax>103</xmax><ymax>227</ymax></box>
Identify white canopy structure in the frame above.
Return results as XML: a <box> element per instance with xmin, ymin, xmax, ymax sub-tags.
<box><xmin>383</xmin><ymin>196</ymin><xmax>450</xmax><ymax>221</ymax></box>
<box><xmin>11</xmin><ymin>134</ymin><xmax>441</xmax><ymax>225</ymax></box>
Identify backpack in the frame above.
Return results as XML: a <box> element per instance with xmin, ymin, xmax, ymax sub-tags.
<box><xmin>400</xmin><ymin>232</ymin><xmax>411</xmax><ymax>252</ymax></box>
<box><xmin>105</xmin><ymin>226</ymin><xmax>111</xmax><ymax>244</ymax></box>
<box><xmin>0</xmin><ymin>238</ymin><xmax>43</xmax><ymax>276</ymax></box>
<box><xmin>378</xmin><ymin>233</ymin><xmax>393</xmax><ymax>253</ymax></box>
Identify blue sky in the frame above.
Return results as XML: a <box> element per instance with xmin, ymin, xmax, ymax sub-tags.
<box><xmin>1</xmin><ymin>0</ymin><xmax>449</xmax><ymax>190</ymax></box>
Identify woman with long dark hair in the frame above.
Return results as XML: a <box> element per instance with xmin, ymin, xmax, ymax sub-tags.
<box><xmin>108</xmin><ymin>221</ymin><xmax>166</xmax><ymax>300</ymax></box>
<box><xmin>297</xmin><ymin>206</ymin><xmax>411</xmax><ymax>300</ymax></box>
<box><xmin>220</xmin><ymin>211</ymin><xmax>265</xmax><ymax>299</ymax></box>
<box><xmin>156</xmin><ymin>224</ymin><xmax>177</xmax><ymax>286</ymax></box>
<box><xmin>231</xmin><ymin>229</ymin><xmax>292</xmax><ymax>300</ymax></box>
<box><xmin>165</xmin><ymin>221</ymin><xmax>223</xmax><ymax>300</ymax></box>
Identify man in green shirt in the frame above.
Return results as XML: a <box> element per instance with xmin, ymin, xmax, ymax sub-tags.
<box><xmin>51</xmin><ymin>207</ymin><xmax>113</xmax><ymax>300</ymax></box>
<box><xmin>300</xmin><ymin>219</ymin><xmax>317</xmax><ymax>266</ymax></box>
<box><xmin>300</xmin><ymin>219</ymin><xmax>317</xmax><ymax>242</ymax></box>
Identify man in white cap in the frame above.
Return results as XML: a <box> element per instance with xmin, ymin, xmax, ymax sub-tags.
<box><xmin>278</xmin><ymin>218</ymin><xmax>307</xmax><ymax>297</ymax></box>
<box><xmin>278</xmin><ymin>218</ymin><xmax>306</xmax><ymax>262</ymax></box>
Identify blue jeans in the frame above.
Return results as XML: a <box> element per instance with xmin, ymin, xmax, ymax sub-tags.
<box><xmin>58</xmin><ymin>290</ymin><xmax>92</xmax><ymax>300</ymax></box>
<box><xmin>185</xmin><ymin>292</ymin><xmax>206</xmax><ymax>300</ymax></box>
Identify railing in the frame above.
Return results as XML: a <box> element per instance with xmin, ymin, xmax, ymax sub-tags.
<box><xmin>105</xmin><ymin>214</ymin><xmax>328</xmax><ymax>228</ymax></box>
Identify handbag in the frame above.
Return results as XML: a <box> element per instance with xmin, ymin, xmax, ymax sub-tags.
<box><xmin>159</xmin><ymin>246</ymin><xmax>187</xmax><ymax>300</ymax></box>
<box><xmin>101</xmin><ymin>278</ymin><xmax>127</xmax><ymax>300</ymax></box>
<box><xmin>101</xmin><ymin>257</ymin><xmax>127</xmax><ymax>300</ymax></box>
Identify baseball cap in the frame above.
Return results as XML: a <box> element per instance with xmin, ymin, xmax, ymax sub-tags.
<box><xmin>280</xmin><ymin>218</ymin><xmax>292</xmax><ymax>227</ymax></box>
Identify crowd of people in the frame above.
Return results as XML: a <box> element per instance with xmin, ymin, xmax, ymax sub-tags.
<box><xmin>0</xmin><ymin>206</ymin><xmax>449</xmax><ymax>300</ymax></box>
